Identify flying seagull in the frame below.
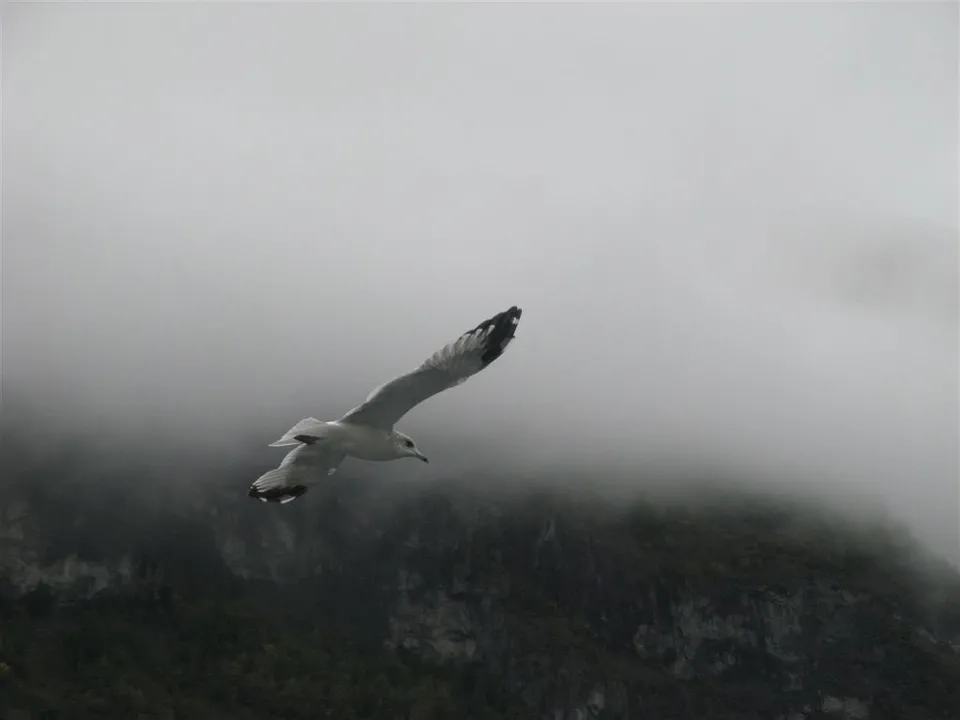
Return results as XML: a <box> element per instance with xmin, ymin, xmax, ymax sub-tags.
<box><xmin>249</xmin><ymin>305</ymin><xmax>523</xmax><ymax>503</ymax></box>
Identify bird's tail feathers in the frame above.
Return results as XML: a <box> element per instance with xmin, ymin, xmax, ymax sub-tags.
<box><xmin>248</xmin><ymin>467</ymin><xmax>308</xmax><ymax>504</ymax></box>
<box><xmin>269</xmin><ymin>417</ymin><xmax>326</xmax><ymax>447</ymax></box>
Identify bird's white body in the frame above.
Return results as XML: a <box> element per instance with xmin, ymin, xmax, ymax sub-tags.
<box><xmin>325</xmin><ymin>422</ymin><xmax>398</xmax><ymax>461</ymax></box>
<box><xmin>248</xmin><ymin>305</ymin><xmax>523</xmax><ymax>503</ymax></box>
<box><xmin>275</xmin><ymin>420</ymin><xmax>403</xmax><ymax>462</ymax></box>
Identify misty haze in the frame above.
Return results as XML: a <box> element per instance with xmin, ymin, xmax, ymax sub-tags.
<box><xmin>2</xmin><ymin>3</ymin><xmax>959</xmax><ymax>719</ymax></box>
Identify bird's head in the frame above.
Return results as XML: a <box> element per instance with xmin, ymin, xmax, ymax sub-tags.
<box><xmin>394</xmin><ymin>431</ymin><xmax>429</xmax><ymax>463</ymax></box>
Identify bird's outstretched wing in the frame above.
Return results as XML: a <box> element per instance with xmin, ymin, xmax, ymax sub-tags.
<box><xmin>248</xmin><ymin>442</ymin><xmax>345</xmax><ymax>503</ymax></box>
<box><xmin>338</xmin><ymin>305</ymin><xmax>522</xmax><ymax>430</ymax></box>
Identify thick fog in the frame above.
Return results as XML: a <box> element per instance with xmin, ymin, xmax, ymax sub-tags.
<box><xmin>3</xmin><ymin>4</ymin><xmax>958</xmax><ymax>559</ymax></box>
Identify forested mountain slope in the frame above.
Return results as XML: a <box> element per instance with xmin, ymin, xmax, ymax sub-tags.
<box><xmin>1</xmin><ymin>429</ymin><xmax>958</xmax><ymax>720</ymax></box>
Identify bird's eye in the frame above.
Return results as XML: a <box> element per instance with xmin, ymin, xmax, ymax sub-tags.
<box><xmin>405</xmin><ymin>440</ymin><xmax>414</xmax><ymax>448</ymax></box>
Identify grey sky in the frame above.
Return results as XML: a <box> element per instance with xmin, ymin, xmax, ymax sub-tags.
<box><xmin>4</xmin><ymin>3</ymin><xmax>958</xmax><ymax>559</ymax></box>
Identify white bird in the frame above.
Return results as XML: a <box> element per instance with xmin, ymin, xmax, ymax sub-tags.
<box><xmin>248</xmin><ymin>305</ymin><xmax>523</xmax><ymax>503</ymax></box>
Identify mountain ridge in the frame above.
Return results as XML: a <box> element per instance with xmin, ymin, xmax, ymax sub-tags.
<box><xmin>1</xmin><ymin>431</ymin><xmax>958</xmax><ymax>719</ymax></box>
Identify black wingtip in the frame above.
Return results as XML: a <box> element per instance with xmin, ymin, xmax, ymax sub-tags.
<box><xmin>470</xmin><ymin>305</ymin><xmax>522</xmax><ymax>366</ymax></box>
<box><xmin>248</xmin><ymin>484</ymin><xmax>308</xmax><ymax>503</ymax></box>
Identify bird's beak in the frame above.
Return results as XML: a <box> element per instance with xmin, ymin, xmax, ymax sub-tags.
<box><xmin>416</xmin><ymin>452</ymin><xmax>429</xmax><ymax>463</ymax></box>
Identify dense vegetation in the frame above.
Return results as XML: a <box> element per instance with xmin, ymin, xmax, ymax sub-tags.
<box><xmin>0</xmin><ymin>587</ymin><xmax>532</xmax><ymax>720</ymax></box>
<box><xmin>3</xmin><ymin>565</ymin><xmax>959</xmax><ymax>720</ymax></box>
<box><xmin>1</xmin><ymin>423</ymin><xmax>959</xmax><ymax>719</ymax></box>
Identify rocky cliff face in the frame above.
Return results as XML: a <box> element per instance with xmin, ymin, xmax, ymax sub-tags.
<box><xmin>1</xmin><ymin>439</ymin><xmax>959</xmax><ymax>719</ymax></box>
